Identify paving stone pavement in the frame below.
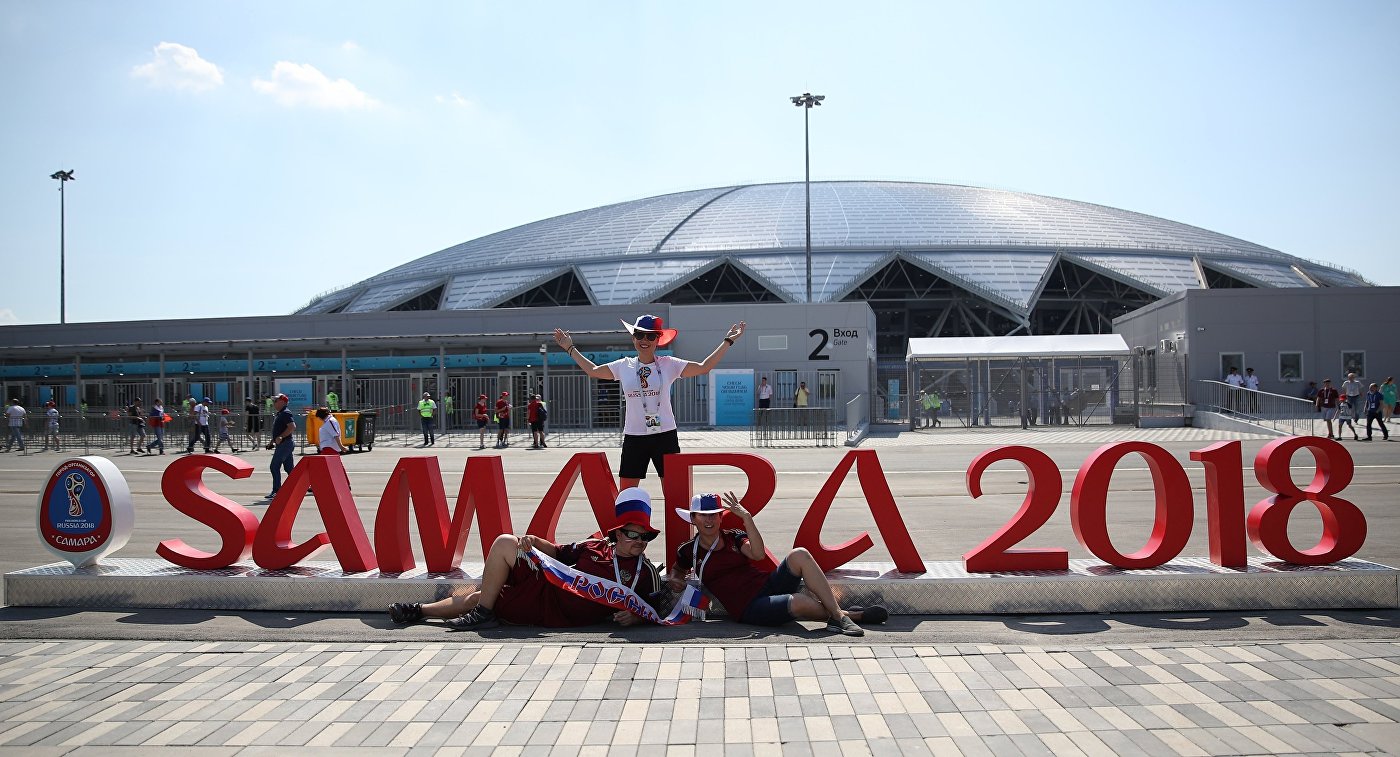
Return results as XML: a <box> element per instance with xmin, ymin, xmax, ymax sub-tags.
<box><xmin>1</xmin><ymin>637</ymin><xmax>1398</xmax><ymax>756</ymax></box>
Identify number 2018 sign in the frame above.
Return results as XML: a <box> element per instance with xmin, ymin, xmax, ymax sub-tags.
<box><xmin>964</xmin><ymin>436</ymin><xmax>1365</xmax><ymax>572</ymax></box>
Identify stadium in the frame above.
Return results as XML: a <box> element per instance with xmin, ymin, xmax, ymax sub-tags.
<box><xmin>299</xmin><ymin>180</ymin><xmax>1370</xmax><ymax>362</ymax></box>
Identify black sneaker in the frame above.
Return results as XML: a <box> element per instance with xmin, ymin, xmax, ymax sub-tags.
<box><xmin>445</xmin><ymin>605</ymin><xmax>498</xmax><ymax>631</ymax></box>
<box><xmin>850</xmin><ymin>605</ymin><xmax>889</xmax><ymax>624</ymax></box>
<box><xmin>826</xmin><ymin>615</ymin><xmax>864</xmax><ymax>637</ymax></box>
<box><xmin>388</xmin><ymin>602</ymin><xmax>423</xmax><ymax>625</ymax></box>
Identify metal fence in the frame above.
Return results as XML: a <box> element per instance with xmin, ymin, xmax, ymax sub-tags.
<box><xmin>750</xmin><ymin>408</ymin><xmax>837</xmax><ymax>448</ymax></box>
<box><xmin>1194</xmin><ymin>380</ymin><xmax>1318</xmax><ymax>437</ymax></box>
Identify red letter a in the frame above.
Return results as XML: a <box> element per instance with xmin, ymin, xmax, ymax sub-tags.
<box><xmin>794</xmin><ymin>449</ymin><xmax>924</xmax><ymax>573</ymax></box>
<box><xmin>374</xmin><ymin>456</ymin><xmax>514</xmax><ymax>573</ymax></box>
<box><xmin>252</xmin><ymin>454</ymin><xmax>376</xmax><ymax>572</ymax></box>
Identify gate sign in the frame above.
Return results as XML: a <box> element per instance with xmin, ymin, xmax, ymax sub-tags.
<box><xmin>38</xmin><ymin>457</ymin><xmax>134</xmax><ymax>567</ymax></box>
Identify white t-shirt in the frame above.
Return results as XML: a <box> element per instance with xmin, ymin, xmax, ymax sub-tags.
<box><xmin>1225</xmin><ymin>373</ymin><xmax>1244</xmax><ymax>387</ymax></box>
<box><xmin>6</xmin><ymin>405</ymin><xmax>24</xmax><ymax>427</ymax></box>
<box><xmin>1244</xmin><ymin>374</ymin><xmax>1260</xmax><ymax>390</ymax></box>
<box><xmin>1341</xmin><ymin>379</ymin><xmax>1363</xmax><ymax>398</ymax></box>
<box><xmin>758</xmin><ymin>383</ymin><xmax>773</xmax><ymax>400</ymax></box>
<box><xmin>194</xmin><ymin>403</ymin><xmax>210</xmax><ymax>426</ymax></box>
<box><xmin>607</xmin><ymin>355</ymin><xmax>685</xmax><ymax>436</ymax></box>
<box><xmin>319</xmin><ymin>415</ymin><xmax>344</xmax><ymax>452</ymax></box>
<box><xmin>46</xmin><ymin>407</ymin><xmax>59</xmax><ymax>428</ymax></box>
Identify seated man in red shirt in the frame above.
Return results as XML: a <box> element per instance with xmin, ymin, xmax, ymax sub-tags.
<box><xmin>388</xmin><ymin>487</ymin><xmax>662</xmax><ymax>630</ymax></box>
<box><xmin>668</xmin><ymin>492</ymin><xmax>887</xmax><ymax>636</ymax></box>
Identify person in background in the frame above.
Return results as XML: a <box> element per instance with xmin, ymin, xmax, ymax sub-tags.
<box><xmin>757</xmin><ymin>376</ymin><xmax>773</xmax><ymax>427</ymax></box>
<box><xmin>442</xmin><ymin>391</ymin><xmax>454</xmax><ymax>433</ymax></box>
<box><xmin>1363</xmin><ymin>383</ymin><xmax>1389</xmax><ymax>442</ymax></box>
<box><xmin>127</xmin><ymin>398</ymin><xmax>147</xmax><ymax>454</ymax></box>
<box><xmin>264</xmin><ymin>394</ymin><xmax>296</xmax><ymax>499</ymax></box>
<box><xmin>326</xmin><ymin>387</ymin><xmax>340</xmax><ymax>413</ymax></box>
<box><xmin>1243</xmin><ymin>367</ymin><xmax>1261</xmax><ymax>413</ymax></box>
<box><xmin>1341</xmin><ymin>372</ymin><xmax>1364</xmax><ymax>415</ymax></box>
<box><xmin>1302</xmin><ymin>381</ymin><xmax>1319</xmax><ymax>403</ymax></box>
<box><xmin>1224</xmin><ymin>366</ymin><xmax>1244</xmax><ymax>412</ymax></box>
<box><xmin>495</xmin><ymin>391</ymin><xmax>512</xmax><ymax>449</ymax></box>
<box><xmin>1381</xmin><ymin>376</ymin><xmax>1397</xmax><ymax>422</ymax></box>
<box><xmin>418</xmin><ymin>391</ymin><xmax>437</xmax><ymax>447</ymax></box>
<box><xmin>1335</xmin><ymin>390</ymin><xmax>1361</xmax><ymax>442</ymax></box>
<box><xmin>316</xmin><ymin>406</ymin><xmax>345</xmax><ymax>455</ymax></box>
<box><xmin>146</xmin><ymin>398</ymin><xmax>167</xmax><ymax>455</ymax></box>
<box><xmin>473</xmin><ymin>393</ymin><xmax>490</xmax><ymax>450</ymax></box>
<box><xmin>214</xmin><ymin>408</ymin><xmax>239</xmax><ymax>453</ymax></box>
<box><xmin>41</xmin><ymin>401</ymin><xmax>60</xmax><ymax>452</ymax></box>
<box><xmin>245</xmin><ymin>396</ymin><xmax>263</xmax><ymax>449</ymax></box>
<box><xmin>528</xmin><ymin>394</ymin><xmax>547</xmax><ymax>449</ymax></box>
<box><xmin>2</xmin><ymin>399</ymin><xmax>24</xmax><ymax>453</ymax></box>
<box><xmin>1315</xmin><ymin>378</ymin><xmax>1341</xmax><ymax>440</ymax></box>
<box><xmin>185</xmin><ymin>397</ymin><xmax>212</xmax><ymax>454</ymax></box>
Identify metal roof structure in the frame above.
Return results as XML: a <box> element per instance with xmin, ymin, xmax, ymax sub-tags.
<box><xmin>297</xmin><ymin>181</ymin><xmax>1368</xmax><ymax>350</ymax></box>
<box><xmin>907</xmin><ymin>334</ymin><xmax>1131</xmax><ymax>360</ymax></box>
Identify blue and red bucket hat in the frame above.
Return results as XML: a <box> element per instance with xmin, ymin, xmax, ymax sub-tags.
<box><xmin>611</xmin><ymin>487</ymin><xmax>659</xmax><ymax>534</ymax></box>
<box><xmin>676</xmin><ymin>492</ymin><xmax>724</xmax><ymax>524</ymax></box>
<box><xmin>621</xmin><ymin>314</ymin><xmax>678</xmax><ymax>347</ymax></box>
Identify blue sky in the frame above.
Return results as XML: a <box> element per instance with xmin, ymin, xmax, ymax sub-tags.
<box><xmin>2</xmin><ymin>1</ymin><xmax>1396</xmax><ymax>325</ymax></box>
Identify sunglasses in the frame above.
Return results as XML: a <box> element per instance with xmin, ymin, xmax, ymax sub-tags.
<box><xmin>632</xmin><ymin>332</ymin><xmax>659</xmax><ymax>342</ymax></box>
<box><xmin>618</xmin><ymin>528</ymin><xmax>657</xmax><ymax>542</ymax></box>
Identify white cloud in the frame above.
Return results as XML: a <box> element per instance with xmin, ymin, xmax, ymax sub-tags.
<box><xmin>0</xmin><ymin>309</ymin><xmax>19</xmax><ymax>325</ymax></box>
<box><xmin>252</xmin><ymin>61</ymin><xmax>378</xmax><ymax>110</ymax></box>
<box><xmin>434</xmin><ymin>92</ymin><xmax>473</xmax><ymax>108</ymax></box>
<box><xmin>341</xmin><ymin>40</ymin><xmax>362</xmax><ymax>53</ymax></box>
<box><xmin>131</xmin><ymin>42</ymin><xmax>224</xmax><ymax>92</ymax></box>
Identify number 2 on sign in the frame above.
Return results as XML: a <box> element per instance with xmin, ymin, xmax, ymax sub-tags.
<box><xmin>963</xmin><ymin>438</ymin><xmax>1364</xmax><ymax>572</ymax></box>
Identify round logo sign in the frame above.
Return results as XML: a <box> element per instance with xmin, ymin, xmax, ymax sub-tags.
<box><xmin>37</xmin><ymin>456</ymin><xmax>133</xmax><ymax>567</ymax></box>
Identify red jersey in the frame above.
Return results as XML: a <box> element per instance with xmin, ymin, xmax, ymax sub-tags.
<box><xmin>495</xmin><ymin>538</ymin><xmax>660</xmax><ymax>627</ymax></box>
<box><xmin>527</xmin><ymin>399</ymin><xmax>541</xmax><ymax>423</ymax></box>
<box><xmin>1316</xmin><ymin>387</ymin><xmax>1340</xmax><ymax>409</ymax></box>
<box><xmin>473</xmin><ymin>401</ymin><xmax>488</xmax><ymax>421</ymax></box>
<box><xmin>673</xmin><ymin>529</ymin><xmax>770</xmax><ymax>619</ymax></box>
<box><xmin>495</xmin><ymin>399</ymin><xmax>511</xmax><ymax>419</ymax></box>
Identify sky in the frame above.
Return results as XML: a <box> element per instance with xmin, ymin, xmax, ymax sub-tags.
<box><xmin>1</xmin><ymin>1</ymin><xmax>1396</xmax><ymax>326</ymax></box>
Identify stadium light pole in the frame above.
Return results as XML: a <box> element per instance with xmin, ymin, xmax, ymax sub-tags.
<box><xmin>50</xmin><ymin>169</ymin><xmax>75</xmax><ymax>324</ymax></box>
<box><xmin>790</xmin><ymin>93</ymin><xmax>824</xmax><ymax>303</ymax></box>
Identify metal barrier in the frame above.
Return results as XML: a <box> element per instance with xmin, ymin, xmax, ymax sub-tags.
<box><xmin>845</xmin><ymin>394</ymin><xmax>868</xmax><ymax>445</ymax></box>
<box><xmin>750</xmin><ymin>408</ymin><xmax>836</xmax><ymax>448</ymax></box>
<box><xmin>1194</xmin><ymin>380</ymin><xmax>1317</xmax><ymax>437</ymax></box>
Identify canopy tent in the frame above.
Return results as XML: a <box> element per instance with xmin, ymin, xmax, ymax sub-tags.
<box><xmin>907</xmin><ymin>334</ymin><xmax>1131</xmax><ymax>361</ymax></box>
<box><xmin>904</xmin><ymin>334</ymin><xmax>1135</xmax><ymax>430</ymax></box>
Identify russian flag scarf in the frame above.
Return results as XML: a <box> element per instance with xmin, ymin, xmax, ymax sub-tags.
<box><xmin>523</xmin><ymin>547</ymin><xmax>709</xmax><ymax>625</ymax></box>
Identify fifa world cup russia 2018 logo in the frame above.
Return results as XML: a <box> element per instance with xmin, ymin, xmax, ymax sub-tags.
<box><xmin>64</xmin><ymin>474</ymin><xmax>85</xmax><ymax>518</ymax></box>
<box><xmin>637</xmin><ymin>366</ymin><xmax>652</xmax><ymax>390</ymax></box>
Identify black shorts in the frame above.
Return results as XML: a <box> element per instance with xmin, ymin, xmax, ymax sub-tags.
<box><xmin>498</xmin><ymin>417</ymin><xmax>510</xmax><ymax>429</ymax></box>
<box><xmin>739</xmin><ymin>559</ymin><xmax>802</xmax><ymax>626</ymax></box>
<box><xmin>530</xmin><ymin>420</ymin><xmax>544</xmax><ymax>431</ymax></box>
<box><xmin>758</xmin><ymin>398</ymin><xmax>771</xmax><ymax>409</ymax></box>
<box><xmin>477</xmin><ymin>417</ymin><xmax>488</xmax><ymax>428</ymax></box>
<box><xmin>618</xmin><ymin>429</ymin><xmax>680</xmax><ymax>480</ymax></box>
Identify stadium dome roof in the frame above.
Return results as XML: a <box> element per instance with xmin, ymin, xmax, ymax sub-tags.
<box><xmin>298</xmin><ymin>181</ymin><xmax>1368</xmax><ymax>321</ymax></box>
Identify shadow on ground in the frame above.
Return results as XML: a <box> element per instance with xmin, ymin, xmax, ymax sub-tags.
<box><xmin>2</xmin><ymin>605</ymin><xmax>1397</xmax><ymax>646</ymax></box>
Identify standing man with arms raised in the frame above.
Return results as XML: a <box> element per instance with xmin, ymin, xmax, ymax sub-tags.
<box><xmin>553</xmin><ymin>315</ymin><xmax>745</xmax><ymax>489</ymax></box>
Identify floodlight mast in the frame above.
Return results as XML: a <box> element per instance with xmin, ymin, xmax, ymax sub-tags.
<box><xmin>790</xmin><ymin>93</ymin><xmax>824</xmax><ymax>303</ymax></box>
<box><xmin>50</xmin><ymin>170</ymin><xmax>76</xmax><ymax>324</ymax></box>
